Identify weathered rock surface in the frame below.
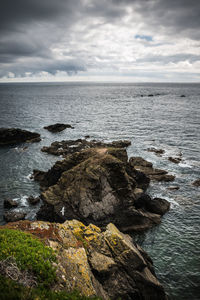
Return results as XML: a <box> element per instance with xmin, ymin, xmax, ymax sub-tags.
<box><xmin>0</xmin><ymin>128</ymin><xmax>41</xmax><ymax>145</ymax></box>
<box><xmin>4</xmin><ymin>199</ymin><xmax>18</xmax><ymax>209</ymax></box>
<box><xmin>3</xmin><ymin>211</ymin><xmax>26</xmax><ymax>222</ymax></box>
<box><xmin>129</xmin><ymin>156</ymin><xmax>175</xmax><ymax>182</ymax></box>
<box><xmin>44</xmin><ymin>123</ymin><xmax>74</xmax><ymax>133</ymax></box>
<box><xmin>192</xmin><ymin>179</ymin><xmax>200</xmax><ymax>187</ymax></box>
<box><xmin>2</xmin><ymin>220</ymin><xmax>167</xmax><ymax>299</ymax></box>
<box><xmin>36</xmin><ymin>147</ymin><xmax>169</xmax><ymax>232</ymax></box>
<box><xmin>41</xmin><ymin>138</ymin><xmax>131</xmax><ymax>156</ymax></box>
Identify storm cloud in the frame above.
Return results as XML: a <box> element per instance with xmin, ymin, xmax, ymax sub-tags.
<box><xmin>0</xmin><ymin>0</ymin><xmax>200</xmax><ymax>81</ymax></box>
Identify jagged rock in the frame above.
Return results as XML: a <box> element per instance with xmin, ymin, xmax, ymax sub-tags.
<box><xmin>129</xmin><ymin>156</ymin><xmax>175</xmax><ymax>182</ymax></box>
<box><xmin>1</xmin><ymin>220</ymin><xmax>167</xmax><ymax>299</ymax></box>
<box><xmin>36</xmin><ymin>147</ymin><xmax>168</xmax><ymax>232</ymax></box>
<box><xmin>168</xmin><ymin>157</ymin><xmax>181</xmax><ymax>164</ymax></box>
<box><xmin>192</xmin><ymin>179</ymin><xmax>200</xmax><ymax>187</ymax></box>
<box><xmin>146</xmin><ymin>148</ymin><xmax>165</xmax><ymax>155</ymax></box>
<box><xmin>41</xmin><ymin>138</ymin><xmax>131</xmax><ymax>156</ymax></box>
<box><xmin>0</xmin><ymin>128</ymin><xmax>41</xmax><ymax>145</ymax></box>
<box><xmin>3</xmin><ymin>199</ymin><xmax>18</xmax><ymax>209</ymax></box>
<box><xmin>27</xmin><ymin>196</ymin><xmax>40</xmax><ymax>205</ymax></box>
<box><xmin>3</xmin><ymin>211</ymin><xmax>26</xmax><ymax>222</ymax></box>
<box><xmin>44</xmin><ymin>123</ymin><xmax>74</xmax><ymax>133</ymax></box>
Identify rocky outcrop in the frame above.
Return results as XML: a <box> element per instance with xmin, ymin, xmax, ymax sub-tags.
<box><xmin>44</xmin><ymin>123</ymin><xmax>74</xmax><ymax>133</ymax></box>
<box><xmin>41</xmin><ymin>138</ymin><xmax>131</xmax><ymax>156</ymax></box>
<box><xmin>129</xmin><ymin>157</ymin><xmax>175</xmax><ymax>182</ymax></box>
<box><xmin>0</xmin><ymin>128</ymin><xmax>41</xmax><ymax>146</ymax></box>
<box><xmin>36</xmin><ymin>147</ymin><xmax>169</xmax><ymax>232</ymax></box>
<box><xmin>135</xmin><ymin>195</ymin><xmax>170</xmax><ymax>216</ymax></box>
<box><xmin>2</xmin><ymin>220</ymin><xmax>167</xmax><ymax>299</ymax></box>
<box><xmin>27</xmin><ymin>196</ymin><xmax>40</xmax><ymax>205</ymax></box>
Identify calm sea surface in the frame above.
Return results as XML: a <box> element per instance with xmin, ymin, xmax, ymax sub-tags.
<box><xmin>0</xmin><ymin>82</ymin><xmax>199</xmax><ymax>299</ymax></box>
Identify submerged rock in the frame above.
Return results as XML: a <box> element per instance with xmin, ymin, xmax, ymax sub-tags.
<box><xmin>41</xmin><ymin>138</ymin><xmax>131</xmax><ymax>156</ymax></box>
<box><xmin>192</xmin><ymin>179</ymin><xmax>200</xmax><ymax>187</ymax></box>
<box><xmin>0</xmin><ymin>128</ymin><xmax>41</xmax><ymax>146</ymax></box>
<box><xmin>3</xmin><ymin>211</ymin><xmax>26</xmax><ymax>222</ymax></box>
<box><xmin>129</xmin><ymin>156</ymin><xmax>175</xmax><ymax>182</ymax></box>
<box><xmin>2</xmin><ymin>220</ymin><xmax>167</xmax><ymax>299</ymax></box>
<box><xmin>44</xmin><ymin>123</ymin><xmax>74</xmax><ymax>133</ymax></box>
<box><xmin>36</xmin><ymin>147</ymin><xmax>168</xmax><ymax>232</ymax></box>
<box><xmin>4</xmin><ymin>199</ymin><xmax>18</xmax><ymax>209</ymax></box>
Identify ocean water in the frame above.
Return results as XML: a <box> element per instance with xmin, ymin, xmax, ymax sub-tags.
<box><xmin>0</xmin><ymin>82</ymin><xmax>199</xmax><ymax>299</ymax></box>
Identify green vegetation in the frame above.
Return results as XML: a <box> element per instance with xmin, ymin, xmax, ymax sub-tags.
<box><xmin>0</xmin><ymin>229</ymin><xmax>57</xmax><ymax>287</ymax></box>
<box><xmin>0</xmin><ymin>275</ymin><xmax>101</xmax><ymax>300</ymax></box>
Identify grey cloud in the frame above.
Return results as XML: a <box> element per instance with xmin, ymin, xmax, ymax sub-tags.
<box><xmin>136</xmin><ymin>54</ymin><xmax>200</xmax><ymax>64</ymax></box>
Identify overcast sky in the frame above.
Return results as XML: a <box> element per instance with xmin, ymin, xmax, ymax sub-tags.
<box><xmin>0</xmin><ymin>0</ymin><xmax>200</xmax><ymax>82</ymax></box>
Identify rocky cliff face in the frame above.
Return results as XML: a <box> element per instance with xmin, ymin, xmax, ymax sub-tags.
<box><xmin>36</xmin><ymin>147</ymin><xmax>169</xmax><ymax>232</ymax></box>
<box><xmin>2</xmin><ymin>220</ymin><xmax>167</xmax><ymax>300</ymax></box>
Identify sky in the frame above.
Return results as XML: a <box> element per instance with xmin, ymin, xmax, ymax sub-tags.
<box><xmin>0</xmin><ymin>0</ymin><xmax>200</xmax><ymax>83</ymax></box>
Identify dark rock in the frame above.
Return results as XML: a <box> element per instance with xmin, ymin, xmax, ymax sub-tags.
<box><xmin>0</xmin><ymin>128</ymin><xmax>41</xmax><ymax>146</ymax></box>
<box><xmin>135</xmin><ymin>195</ymin><xmax>170</xmax><ymax>216</ymax></box>
<box><xmin>168</xmin><ymin>157</ymin><xmax>182</xmax><ymax>164</ymax></box>
<box><xmin>148</xmin><ymin>94</ymin><xmax>154</xmax><ymax>97</ymax></box>
<box><xmin>192</xmin><ymin>179</ymin><xmax>200</xmax><ymax>187</ymax></box>
<box><xmin>4</xmin><ymin>211</ymin><xmax>26</xmax><ymax>222</ymax></box>
<box><xmin>147</xmin><ymin>148</ymin><xmax>165</xmax><ymax>155</ymax></box>
<box><xmin>129</xmin><ymin>156</ymin><xmax>175</xmax><ymax>182</ymax></box>
<box><xmin>85</xmin><ymin>135</ymin><xmax>90</xmax><ymax>139</ymax></box>
<box><xmin>4</xmin><ymin>199</ymin><xmax>18</xmax><ymax>209</ymax></box>
<box><xmin>36</xmin><ymin>147</ymin><xmax>166</xmax><ymax>232</ymax></box>
<box><xmin>180</xmin><ymin>95</ymin><xmax>186</xmax><ymax>97</ymax></box>
<box><xmin>44</xmin><ymin>123</ymin><xmax>74</xmax><ymax>133</ymax></box>
<box><xmin>41</xmin><ymin>138</ymin><xmax>131</xmax><ymax>156</ymax></box>
<box><xmin>27</xmin><ymin>196</ymin><xmax>40</xmax><ymax>205</ymax></box>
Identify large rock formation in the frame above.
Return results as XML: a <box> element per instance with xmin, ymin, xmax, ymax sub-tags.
<box><xmin>36</xmin><ymin>147</ymin><xmax>169</xmax><ymax>232</ymax></box>
<box><xmin>0</xmin><ymin>128</ymin><xmax>41</xmax><ymax>145</ymax></box>
<box><xmin>2</xmin><ymin>220</ymin><xmax>167</xmax><ymax>300</ymax></box>
<box><xmin>41</xmin><ymin>138</ymin><xmax>131</xmax><ymax>156</ymax></box>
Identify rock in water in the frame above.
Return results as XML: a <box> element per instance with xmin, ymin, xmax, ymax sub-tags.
<box><xmin>36</xmin><ymin>147</ymin><xmax>168</xmax><ymax>232</ymax></box>
<box><xmin>44</xmin><ymin>123</ymin><xmax>74</xmax><ymax>133</ymax></box>
<box><xmin>1</xmin><ymin>220</ymin><xmax>168</xmax><ymax>299</ymax></box>
<box><xmin>4</xmin><ymin>199</ymin><xmax>18</xmax><ymax>208</ymax></box>
<box><xmin>192</xmin><ymin>179</ymin><xmax>200</xmax><ymax>187</ymax></box>
<box><xmin>0</xmin><ymin>128</ymin><xmax>41</xmax><ymax>145</ymax></box>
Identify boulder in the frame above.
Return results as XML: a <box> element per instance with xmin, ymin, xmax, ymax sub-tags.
<box><xmin>1</xmin><ymin>220</ymin><xmax>167</xmax><ymax>299</ymax></box>
<box><xmin>41</xmin><ymin>138</ymin><xmax>131</xmax><ymax>156</ymax></box>
<box><xmin>4</xmin><ymin>199</ymin><xmax>18</xmax><ymax>209</ymax></box>
<box><xmin>167</xmin><ymin>186</ymin><xmax>180</xmax><ymax>190</ymax></box>
<box><xmin>129</xmin><ymin>156</ymin><xmax>175</xmax><ymax>182</ymax></box>
<box><xmin>44</xmin><ymin>123</ymin><xmax>74</xmax><ymax>133</ymax></box>
<box><xmin>0</xmin><ymin>128</ymin><xmax>41</xmax><ymax>146</ymax></box>
<box><xmin>147</xmin><ymin>148</ymin><xmax>165</xmax><ymax>155</ymax></box>
<box><xmin>3</xmin><ymin>211</ymin><xmax>26</xmax><ymax>222</ymax></box>
<box><xmin>36</xmin><ymin>147</ymin><xmax>168</xmax><ymax>232</ymax></box>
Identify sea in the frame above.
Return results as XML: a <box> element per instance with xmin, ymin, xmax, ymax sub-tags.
<box><xmin>0</xmin><ymin>82</ymin><xmax>199</xmax><ymax>299</ymax></box>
